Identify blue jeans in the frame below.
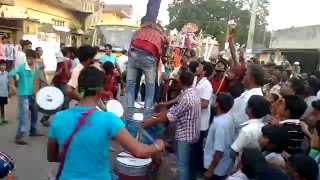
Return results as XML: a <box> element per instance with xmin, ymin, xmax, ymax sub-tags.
<box><xmin>16</xmin><ymin>95</ymin><xmax>38</xmax><ymax>138</ymax></box>
<box><xmin>176</xmin><ymin>141</ymin><xmax>193</xmax><ymax>180</ymax></box>
<box><xmin>126</xmin><ymin>48</ymin><xmax>157</xmax><ymax>143</ymax></box>
<box><xmin>126</xmin><ymin>48</ymin><xmax>156</xmax><ymax>118</ymax></box>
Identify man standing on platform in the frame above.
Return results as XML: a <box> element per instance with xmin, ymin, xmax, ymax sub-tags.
<box><xmin>125</xmin><ymin>0</ymin><xmax>168</xmax><ymax>142</ymax></box>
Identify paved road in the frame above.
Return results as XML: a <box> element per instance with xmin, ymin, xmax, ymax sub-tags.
<box><xmin>0</xmin><ymin>97</ymin><xmax>176</xmax><ymax>180</ymax></box>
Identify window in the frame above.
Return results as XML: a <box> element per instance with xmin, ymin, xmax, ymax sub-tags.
<box><xmin>52</xmin><ymin>19</ymin><xmax>65</xmax><ymax>27</ymax></box>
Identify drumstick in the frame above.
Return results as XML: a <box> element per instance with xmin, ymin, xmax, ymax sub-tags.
<box><xmin>136</xmin><ymin>129</ymin><xmax>141</xmax><ymax>141</ymax></box>
<box><xmin>142</xmin><ymin>128</ymin><xmax>155</xmax><ymax>142</ymax></box>
<box><xmin>139</xmin><ymin>126</ymin><xmax>155</xmax><ymax>143</ymax></box>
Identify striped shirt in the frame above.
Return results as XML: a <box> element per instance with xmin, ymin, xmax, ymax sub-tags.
<box><xmin>167</xmin><ymin>87</ymin><xmax>201</xmax><ymax>142</ymax></box>
<box><xmin>280</xmin><ymin>119</ymin><xmax>305</xmax><ymax>154</ymax></box>
<box><xmin>131</xmin><ymin>26</ymin><xmax>167</xmax><ymax>60</ymax></box>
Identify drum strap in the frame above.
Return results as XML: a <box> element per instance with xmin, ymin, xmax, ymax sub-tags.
<box><xmin>56</xmin><ymin>107</ymin><xmax>96</xmax><ymax>180</ymax></box>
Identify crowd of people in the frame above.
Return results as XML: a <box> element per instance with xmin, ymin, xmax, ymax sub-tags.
<box><xmin>0</xmin><ymin>3</ymin><xmax>320</xmax><ymax>180</ymax></box>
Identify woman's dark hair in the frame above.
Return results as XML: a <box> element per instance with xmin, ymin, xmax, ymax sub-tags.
<box><xmin>247</xmin><ymin>95</ymin><xmax>271</xmax><ymax>119</ymax></box>
<box><xmin>288</xmin><ymin>154</ymin><xmax>319</xmax><ymax>180</ymax></box>
<box><xmin>283</xmin><ymin>95</ymin><xmax>307</xmax><ymax>119</ymax></box>
<box><xmin>78</xmin><ymin>67</ymin><xmax>105</xmax><ymax>97</ymax></box>
<box><xmin>179</xmin><ymin>70</ymin><xmax>194</xmax><ymax>87</ymax></box>
<box><xmin>188</xmin><ymin>60</ymin><xmax>199</xmax><ymax>74</ymax></box>
<box><xmin>77</xmin><ymin>45</ymin><xmax>97</xmax><ymax>63</ymax></box>
<box><xmin>216</xmin><ymin>93</ymin><xmax>234</xmax><ymax>113</ymax></box>
<box><xmin>103</xmin><ymin>61</ymin><xmax>114</xmax><ymax>75</ymax></box>
<box><xmin>201</xmin><ymin>61</ymin><xmax>214</xmax><ymax>77</ymax></box>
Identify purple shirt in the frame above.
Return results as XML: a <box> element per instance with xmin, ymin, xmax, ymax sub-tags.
<box><xmin>167</xmin><ymin>87</ymin><xmax>201</xmax><ymax>142</ymax></box>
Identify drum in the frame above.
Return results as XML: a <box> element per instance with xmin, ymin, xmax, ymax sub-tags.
<box><xmin>106</xmin><ymin>100</ymin><xmax>124</xmax><ymax>118</ymax></box>
<box><xmin>132</xmin><ymin>113</ymin><xmax>143</xmax><ymax>122</ymax></box>
<box><xmin>134</xmin><ymin>101</ymin><xmax>144</xmax><ymax>109</ymax></box>
<box><xmin>115</xmin><ymin>152</ymin><xmax>152</xmax><ymax>180</ymax></box>
<box><xmin>36</xmin><ymin>86</ymin><xmax>64</xmax><ymax>115</ymax></box>
<box><xmin>0</xmin><ymin>152</ymin><xmax>14</xmax><ymax>178</ymax></box>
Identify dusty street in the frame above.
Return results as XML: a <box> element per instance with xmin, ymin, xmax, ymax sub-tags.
<box><xmin>0</xmin><ymin>97</ymin><xmax>176</xmax><ymax>180</ymax></box>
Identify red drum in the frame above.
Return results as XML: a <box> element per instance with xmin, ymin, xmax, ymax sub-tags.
<box><xmin>115</xmin><ymin>152</ymin><xmax>152</xmax><ymax>180</ymax></box>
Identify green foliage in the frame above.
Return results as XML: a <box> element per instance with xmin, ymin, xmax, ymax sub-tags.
<box><xmin>168</xmin><ymin>0</ymin><xmax>270</xmax><ymax>45</ymax></box>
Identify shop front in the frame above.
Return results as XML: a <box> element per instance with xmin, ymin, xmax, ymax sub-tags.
<box><xmin>0</xmin><ymin>18</ymin><xmax>23</xmax><ymax>43</ymax></box>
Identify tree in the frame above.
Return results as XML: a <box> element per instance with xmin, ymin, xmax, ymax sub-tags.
<box><xmin>168</xmin><ymin>0</ymin><xmax>270</xmax><ymax>46</ymax></box>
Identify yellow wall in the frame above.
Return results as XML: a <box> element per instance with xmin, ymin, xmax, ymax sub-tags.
<box><xmin>3</xmin><ymin>0</ymin><xmax>78</xmax><ymax>27</ymax></box>
<box><xmin>97</xmin><ymin>13</ymin><xmax>138</xmax><ymax>27</ymax></box>
<box><xmin>98</xmin><ymin>13</ymin><xmax>122</xmax><ymax>25</ymax></box>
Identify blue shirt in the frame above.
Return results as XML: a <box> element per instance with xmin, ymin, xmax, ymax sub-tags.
<box><xmin>8</xmin><ymin>63</ymin><xmax>40</xmax><ymax>96</ymax></box>
<box><xmin>203</xmin><ymin>113</ymin><xmax>235</xmax><ymax>176</ymax></box>
<box><xmin>48</xmin><ymin>106</ymin><xmax>125</xmax><ymax>180</ymax></box>
<box><xmin>0</xmin><ymin>71</ymin><xmax>8</xmax><ymax>97</ymax></box>
<box><xmin>99</xmin><ymin>54</ymin><xmax>117</xmax><ymax>64</ymax></box>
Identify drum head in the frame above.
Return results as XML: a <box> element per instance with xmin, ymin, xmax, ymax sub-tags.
<box><xmin>117</xmin><ymin>152</ymin><xmax>152</xmax><ymax>167</ymax></box>
<box><xmin>106</xmin><ymin>100</ymin><xmax>124</xmax><ymax>118</ymax></box>
<box><xmin>133</xmin><ymin>113</ymin><xmax>143</xmax><ymax>122</ymax></box>
<box><xmin>36</xmin><ymin>87</ymin><xmax>64</xmax><ymax>111</ymax></box>
<box><xmin>134</xmin><ymin>101</ymin><xmax>144</xmax><ymax>109</ymax></box>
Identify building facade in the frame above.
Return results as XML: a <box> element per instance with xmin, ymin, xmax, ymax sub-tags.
<box><xmin>0</xmin><ymin>0</ymin><xmax>98</xmax><ymax>46</ymax></box>
<box><xmin>0</xmin><ymin>0</ymin><xmax>99</xmax><ymax>70</ymax></box>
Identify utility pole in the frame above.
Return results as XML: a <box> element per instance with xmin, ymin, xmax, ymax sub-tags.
<box><xmin>246</xmin><ymin>0</ymin><xmax>259</xmax><ymax>54</ymax></box>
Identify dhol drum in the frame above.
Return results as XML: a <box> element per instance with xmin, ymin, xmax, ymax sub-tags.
<box><xmin>115</xmin><ymin>152</ymin><xmax>152</xmax><ymax>180</ymax></box>
<box><xmin>97</xmin><ymin>99</ymin><xmax>124</xmax><ymax>118</ymax></box>
<box><xmin>132</xmin><ymin>113</ymin><xmax>144</xmax><ymax>122</ymax></box>
<box><xmin>0</xmin><ymin>152</ymin><xmax>14</xmax><ymax>178</ymax></box>
<box><xmin>134</xmin><ymin>101</ymin><xmax>144</xmax><ymax>109</ymax></box>
<box><xmin>36</xmin><ymin>86</ymin><xmax>64</xmax><ymax>115</ymax></box>
<box><xmin>106</xmin><ymin>100</ymin><xmax>124</xmax><ymax>118</ymax></box>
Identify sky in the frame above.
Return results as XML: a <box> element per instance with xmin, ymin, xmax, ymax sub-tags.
<box><xmin>105</xmin><ymin>0</ymin><xmax>320</xmax><ymax>31</ymax></box>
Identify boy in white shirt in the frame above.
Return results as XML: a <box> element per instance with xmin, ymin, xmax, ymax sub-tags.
<box><xmin>231</xmin><ymin>95</ymin><xmax>271</xmax><ymax>155</ymax></box>
<box><xmin>191</xmin><ymin>61</ymin><xmax>214</xmax><ymax>178</ymax></box>
<box><xmin>203</xmin><ymin>93</ymin><xmax>235</xmax><ymax>180</ymax></box>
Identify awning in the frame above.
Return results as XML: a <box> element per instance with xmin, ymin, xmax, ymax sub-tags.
<box><xmin>53</xmin><ymin>26</ymin><xmax>70</xmax><ymax>33</ymax></box>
